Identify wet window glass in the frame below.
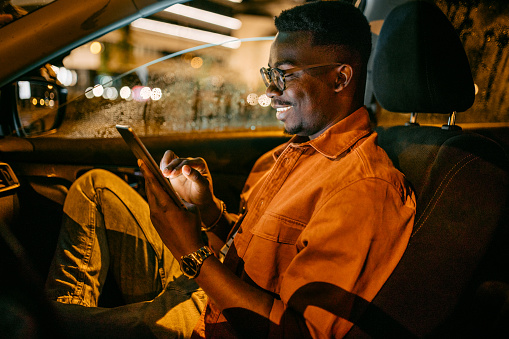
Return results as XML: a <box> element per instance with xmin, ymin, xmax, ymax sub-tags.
<box><xmin>12</xmin><ymin>0</ymin><xmax>509</xmax><ymax>136</ymax></box>
<box><xmin>54</xmin><ymin>37</ymin><xmax>280</xmax><ymax>138</ymax></box>
<box><xmin>41</xmin><ymin>3</ymin><xmax>283</xmax><ymax>138</ymax></box>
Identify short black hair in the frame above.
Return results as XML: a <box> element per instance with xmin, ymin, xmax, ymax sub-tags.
<box><xmin>274</xmin><ymin>1</ymin><xmax>372</xmax><ymax>64</ymax></box>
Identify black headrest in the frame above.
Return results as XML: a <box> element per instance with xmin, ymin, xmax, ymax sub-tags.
<box><xmin>373</xmin><ymin>0</ymin><xmax>475</xmax><ymax>114</ymax></box>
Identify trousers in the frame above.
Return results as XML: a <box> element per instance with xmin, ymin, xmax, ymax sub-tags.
<box><xmin>45</xmin><ymin>169</ymin><xmax>207</xmax><ymax>338</ymax></box>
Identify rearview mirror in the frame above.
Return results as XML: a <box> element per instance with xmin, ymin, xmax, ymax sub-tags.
<box><xmin>12</xmin><ymin>79</ymin><xmax>67</xmax><ymax>137</ymax></box>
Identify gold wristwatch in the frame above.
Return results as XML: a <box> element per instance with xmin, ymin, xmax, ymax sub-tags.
<box><xmin>180</xmin><ymin>246</ymin><xmax>213</xmax><ymax>278</ymax></box>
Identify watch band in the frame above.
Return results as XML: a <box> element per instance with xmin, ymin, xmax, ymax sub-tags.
<box><xmin>180</xmin><ymin>246</ymin><xmax>213</xmax><ymax>278</ymax></box>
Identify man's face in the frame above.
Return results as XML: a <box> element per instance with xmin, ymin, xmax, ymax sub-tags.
<box><xmin>266</xmin><ymin>31</ymin><xmax>342</xmax><ymax>139</ymax></box>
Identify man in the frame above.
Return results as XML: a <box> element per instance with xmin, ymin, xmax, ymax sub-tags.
<box><xmin>47</xmin><ymin>1</ymin><xmax>415</xmax><ymax>338</ymax></box>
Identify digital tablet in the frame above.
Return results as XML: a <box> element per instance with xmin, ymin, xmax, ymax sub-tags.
<box><xmin>116</xmin><ymin>124</ymin><xmax>186</xmax><ymax>209</ymax></box>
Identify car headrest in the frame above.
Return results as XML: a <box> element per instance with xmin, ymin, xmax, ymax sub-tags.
<box><xmin>373</xmin><ymin>0</ymin><xmax>475</xmax><ymax>114</ymax></box>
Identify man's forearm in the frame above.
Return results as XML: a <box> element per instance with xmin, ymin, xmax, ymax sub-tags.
<box><xmin>195</xmin><ymin>255</ymin><xmax>274</xmax><ymax>335</ymax></box>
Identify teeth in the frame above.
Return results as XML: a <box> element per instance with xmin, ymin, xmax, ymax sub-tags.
<box><xmin>277</xmin><ymin>107</ymin><xmax>291</xmax><ymax>112</ymax></box>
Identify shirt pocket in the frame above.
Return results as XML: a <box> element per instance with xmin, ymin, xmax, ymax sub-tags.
<box><xmin>242</xmin><ymin>212</ymin><xmax>306</xmax><ymax>293</ymax></box>
<box><xmin>250</xmin><ymin>211</ymin><xmax>305</xmax><ymax>244</ymax></box>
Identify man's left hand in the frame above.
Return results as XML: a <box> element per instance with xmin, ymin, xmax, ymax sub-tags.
<box><xmin>138</xmin><ymin>159</ymin><xmax>204</xmax><ymax>258</ymax></box>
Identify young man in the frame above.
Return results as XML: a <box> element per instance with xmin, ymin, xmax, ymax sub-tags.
<box><xmin>47</xmin><ymin>2</ymin><xmax>415</xmax><ymax>338</ymax></box>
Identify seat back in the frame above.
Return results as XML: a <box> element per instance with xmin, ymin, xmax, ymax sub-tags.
<box><xmin>346</xmin><ymin>1</ymin><xmax>509</xmax><ymax>337</ymax></box>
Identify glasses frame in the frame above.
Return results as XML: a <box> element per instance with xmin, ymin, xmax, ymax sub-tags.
<box><xmin>260</xmin><ymin>62</ymin><xmax>343</xmax><ymax>91</ymax></box>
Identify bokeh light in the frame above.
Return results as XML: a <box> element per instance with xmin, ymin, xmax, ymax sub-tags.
<box><xmin>90</xmin><ymin>41</ymin><xmax>102</xmax><ymax>54</ymax></box>
<box><xmin>191</xmin><ymin>57</ymin><xmax>203</xmax><ymax>69</ymax></box>
<box><xmin>247</xmin><ymin>93</ymin><xmax>258</xmax><ymax>105</ymax></box>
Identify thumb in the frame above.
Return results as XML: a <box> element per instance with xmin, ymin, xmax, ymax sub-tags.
<box><xmin>182</xmin><ymin>165</ymin><xmax>209</xmax><ymax>188</ymax></box>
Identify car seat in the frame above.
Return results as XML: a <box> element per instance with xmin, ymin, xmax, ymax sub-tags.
<box><xmin>345</xmin><ymin>1</ymin><xmax>509</xmax><ymax>337</ymax></box>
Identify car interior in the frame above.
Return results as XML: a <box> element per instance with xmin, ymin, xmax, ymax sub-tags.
<box><xmin>346</xmin><ymin>1</ymin><xmax>509</xmax><ymax>337</ymax></box>
<box><xmin>1</xmin><ymin>0</ymin><xmax>508</xmax><ymax>338</ymax></box>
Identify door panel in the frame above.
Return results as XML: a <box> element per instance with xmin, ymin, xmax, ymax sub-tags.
<box><xmin>0</xmin><ymin>132</ymin><xmax>289</xmax><ymax>277</ymax></box>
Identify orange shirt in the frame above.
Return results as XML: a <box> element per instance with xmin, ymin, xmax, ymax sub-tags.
<box><xmin>192</xmin><ymin>107</ymin><xmax>415</xmax><ymax>338</ymax></box>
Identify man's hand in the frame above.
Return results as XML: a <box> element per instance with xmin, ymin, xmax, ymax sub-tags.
<box><xmin>140</xmin><ymin>159</ymin><xmax>274</xmax><ymax>326</ymax></box>
<box><xmin>139</xmin><ymin>159</ymin><xmax>204</xmax><ymax>258</ymax></box>
<box><xmin>160</xmin><ymin>151</ymin><xmax>222</xmax><ymax>227</ymax></box>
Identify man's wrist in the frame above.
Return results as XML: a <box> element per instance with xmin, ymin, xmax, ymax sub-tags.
<box><xmin>180</xmin><ymin>246</ymin><xmax>213</xmax><ymax>279</ymax></box>
<box><xmin>201</xmin><ymin>200</ymin><xmax>226</xmax><ymax>232</ymax></box>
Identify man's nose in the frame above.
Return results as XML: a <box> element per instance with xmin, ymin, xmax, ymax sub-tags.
<box><xmin>265</xmin><ymin>82</ymin><xmax>283</xmax><ymax>98</ymax></box>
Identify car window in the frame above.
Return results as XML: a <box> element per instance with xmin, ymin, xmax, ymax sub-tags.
<box><xmin>30</xmin><ymin>2</ymin><xmax>285</xmax><ymax>138</ymax></box>
<box><xmin>55</xmin><ymin>36</ymin><xmax>279</xmax><ymax>138</ymax></box>
<box><xmin>7</xmin><ymin>0</ymin><xmax>509</xmax><ymax>138</ymax></box>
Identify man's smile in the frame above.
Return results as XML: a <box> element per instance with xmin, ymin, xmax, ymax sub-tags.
<box><xmin>276</xmin><ymin>106</ymin><xmax>292</xmax><ymax>120</ymax></box>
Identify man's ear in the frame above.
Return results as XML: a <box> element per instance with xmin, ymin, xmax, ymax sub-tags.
<box><xmin>334</xmin><ymin>64</ymin><xmax>353</xmax><ymax>92</ymax></box>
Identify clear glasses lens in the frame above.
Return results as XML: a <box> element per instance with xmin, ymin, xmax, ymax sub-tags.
<box><xmin>260</xmin><ymin>68</ymin><xmax>285</xmax><ymax>91</ymax></box>
<box><xmin>271</xmin><ymin>69</ymin><xmax>285</xmax><ymax>91</ymax></box>
<box><xmin>261</xmin><ymin>68</ymin><xmax>271</xmax><ymax>87</ymax></box>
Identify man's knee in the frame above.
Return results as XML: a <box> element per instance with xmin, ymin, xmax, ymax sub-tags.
<box><xmin>76</xmin><ymin>169</ymin><xmax>123</xmax><ymax>189</ymax></box>
<box><xmin>71</xmin><ymin>169</ymin><xmax>127</xmax><ymax>197</ymax></box>
<box><xmin>63</xmin><ymin>169</ymin><xmax>128</xmax><ymax>211</ymax></box>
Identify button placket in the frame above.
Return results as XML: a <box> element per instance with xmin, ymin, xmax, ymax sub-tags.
<box><xmin>234</xmin><ymin>146</ymin><xmax>304</xmax><ymax>258</ymax></box>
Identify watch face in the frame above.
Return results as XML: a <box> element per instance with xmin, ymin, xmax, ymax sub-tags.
<box><xmin>181</xmin><ymin>256</ymin><xmax>198</xmax><ymax>277</ymax></box>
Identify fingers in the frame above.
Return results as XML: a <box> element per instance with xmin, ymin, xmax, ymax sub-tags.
<box><xmin>162</xmin><ymin>156</ymin><xmax>208</xmax><ymax>178</ymax></box>
<box><xmin>139</xmin><ymin>159</ymin><xmax>164</xmax><ymax>205</ymax></box>
<box><xmin>140</xmin><ymin>159</ymin><xmax>180</xmax><ymax>210</ymax></box>
<box><xmin>160</xmin><ymin>150</ymin><xmax>178</xmax><ymax>173</ymax></box>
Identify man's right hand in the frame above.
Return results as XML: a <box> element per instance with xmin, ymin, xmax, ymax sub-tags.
<box><xmin>160</xmin><ymin>150</ymin><xmax>221</xmax><ymax>226</ymax></box>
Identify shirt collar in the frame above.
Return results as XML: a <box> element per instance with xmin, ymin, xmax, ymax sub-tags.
<box><xmin>273</xmin><ymin>106</ymin><xmax>372</xmax><ymax>160</ymax></box>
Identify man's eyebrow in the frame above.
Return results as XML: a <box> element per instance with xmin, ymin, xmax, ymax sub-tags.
<box><xmin>270</xmin><ymin>60</ymin><xmax>296</xmax><ymax>68</ymax></box>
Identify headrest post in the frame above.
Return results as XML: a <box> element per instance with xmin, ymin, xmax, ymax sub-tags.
<box><xmin>405</xmin><ymin>112</ymin><xmax>420</xmax><ymax>126</ymax></box>
<box><xmin>442</xmin><ymin>111</ymin><xmax>462</xmax><ymax>131</ymax></box>
<box><xmin>448</xmin><ymin>111</ymin><xmax>457</xmax><ymax>126</ymax></box>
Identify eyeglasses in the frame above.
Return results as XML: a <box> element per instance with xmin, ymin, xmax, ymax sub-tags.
<box><xmin>260</xmin><ymin>63</ymin><xmax>343</xmax><ymax>92</ymax></box>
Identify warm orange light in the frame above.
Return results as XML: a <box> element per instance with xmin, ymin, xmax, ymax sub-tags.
<box><xmin>191</xmin><ymin>57</ymin><xmax>203</xmax><ymax>69</ymax></box>
<box><xmin>90</xmin><ymin>41</ymin><xmax>102</xmax><ymax>54</ymax></box>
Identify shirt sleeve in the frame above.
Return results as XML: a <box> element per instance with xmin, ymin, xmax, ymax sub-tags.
<box><xmin>267</xmin><ymin>178</ymin><xmax>415</xmax><ymax>338</ymax></box>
